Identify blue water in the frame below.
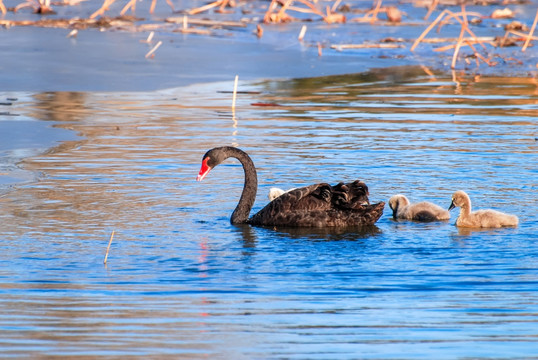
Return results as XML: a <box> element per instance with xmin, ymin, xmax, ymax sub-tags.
<box><xmin>1</xmin><ymin>68</ymin><xmax>537</xmax><ymax>359</ymax></box>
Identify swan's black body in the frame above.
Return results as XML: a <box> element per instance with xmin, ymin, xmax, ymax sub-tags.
<box><xmin>197</xmin><ymin>147</ymin><xmax>384</xmax><ymax>227</ymax></box>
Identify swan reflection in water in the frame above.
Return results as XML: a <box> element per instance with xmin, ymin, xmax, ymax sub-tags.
<box><xmin>231</xmin><ymin>222</ymin><xmax>382</xmax><ymax>245</ymax></box>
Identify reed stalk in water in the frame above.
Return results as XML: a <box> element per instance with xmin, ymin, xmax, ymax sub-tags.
<box><xmin>232</xmin><ymin>75</ymin><xmax>238</xmax><ymax>111</ymax></box>
<box><xmin>145</xmin><ymin>40</ymin><xmax>162</xmax><ymax>58</ymax></box>
<box><xmin>103</xmin><ymin>230</ymin><xmax>115</xmax><ymax>264</ymax></box>
<box><xmin>522</xmin><ymin>8</ymin><xmax>538</xmax><ymax>52</ymax></box>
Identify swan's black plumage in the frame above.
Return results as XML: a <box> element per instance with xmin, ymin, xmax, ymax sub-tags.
<box><xmin>197</xmin><ymin>146</ymin><xmax>384</xmax><ymax>227</ymax></box>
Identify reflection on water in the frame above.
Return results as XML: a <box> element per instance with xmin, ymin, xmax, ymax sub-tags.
<box><xmin>272</xmin><ymin>225</ymin><xmax>383</xmax><ymax>241</ymax></box>
<box><xmin>1</xmin><ymin>67</ymin><xmax>537</xmax><ymax>358</ymax></box>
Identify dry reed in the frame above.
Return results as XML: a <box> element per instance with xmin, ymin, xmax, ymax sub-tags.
<box><xmin>103</xmin><ymin>230</ymin><xmax>115</xmax><ymax>264</ymax></box>
<box><xmin>331</xmin><ymin>43</ymin><xmax>404</xmax><ymax>49</ymax></box>
<box><xmin>140</xmin><ymin>31</ymin><xmax>154</xmax><ymax>43</ymax></box>
<box><xmin>1</xmin><ymin>0</ymin><xmax>535</xmax><ymax>72</ymax></box>
<box><xmin>232</xmin><ymin>75</ymin><xmax>238</xmax><ymax>111</ymax></box>
<box><xmin>298</xmin><ymin>25</ymin><xmax>307</xmax><ymax>41</ymax></box>
<box><xmin>522</xmin><ymin>8</ymin><xmax>538</xmax><ymax>52</ymax></box>
<box><xmin>411</xmin><ymin>4</ymin><xmax>497</xmax><ymax>69</ymax></box>
<box><xmin>145</xmin><ymin>40</ymin><xmax>162</xmax><ymax>58</ymax></box>
<box><xmin>120</xmin><ymin>0</ymin><xmax>136</xmax><ymax>16</ymax></box>
<box><xmin>66</xmin><ymin>29</ymin><xmax>78</xmax><ymax>38</ymax></box>
<box><xmin>90</xmin><ymin>0</ymin><xmax>116</xmax><ymax>19</ymax></box>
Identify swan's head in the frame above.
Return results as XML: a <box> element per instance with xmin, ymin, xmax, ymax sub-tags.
<box><xmin>197</xmin><ymin>146</ymin><xmax>252</xmax><ymax>182</ymax></box>
<box><xmin>196</xmin><ymin>148</ymin><xmax>226</xmax><ymax>181</ymax></box>
<box><xmin>449</xmin><ymin>190</ymin><xmax>469</xmax><ymax>211</ymax></box>
<box><xmin>388</xmin><ymin>194</ymin><xmax>409</xmax><ymax>211</ymax></box>
<box><xmin>388</xmin><ymin>194</ymin><xmax>409</xmax><ymax>218</ymax></box>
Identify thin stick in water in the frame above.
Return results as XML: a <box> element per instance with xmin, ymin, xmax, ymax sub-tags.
<box><xmin>120</xmin><ymin>0</ymin><xmax>136</xmax><ymax>16</ymax></box>
<box><xmin>67</xmin><ymin>29</ymin><xmax>78</xmax><ymax>38</ymax></box>
<box><xmin>104</xmin><ymin>230</ymin><xmax>115</xmax><ymax>264</ymax></box>
<box><xmin>451</xmin><ymin>5</ymin><xmax>467</xmax><ymax>69</ymax></box>
<box><xmin>145</xmin><ymin>40</ymin><xmax>162</xmax><ymax>58</ymax></box>
<box><xmin>90</xmin><ymin>0</ymin><xmax>116</xmax><ymax>19</ymax></box>
<box><xmin>232</xmin><ymin>75</ymin><xmax>238</xmax><ymax>111</ymax></box>
<box><xmin>147</xmin><ymin>31</ymin><xmax>154</xmax><ymax>43</ymax></box>
<box><xmin>411</xmin><ymin>9</ymin><xmax>447</xmax><ymax>52</ymax></box>
<box><xmin>522</xmin><ymin>8</ymin><xmax>538</xmax><ymax>52</ymax></box>
<box><xmin>298</xmin><ymin>25</ymin><xmax>307</xmax><ymax>41</ymax></box>
<box><xmin>331</xmin><ymin>0</ymin><xmax>342</xmax><ymax>12</ymax></box>
<box><xmin>140</xmin><ymin>31</ymin><xmax>154</xmax><ymax>43</ymax></box>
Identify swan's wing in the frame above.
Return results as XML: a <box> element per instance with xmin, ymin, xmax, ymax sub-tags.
<box><xmin>262</xmin><ymin>181</ymin><xmax>372</xmax><ymax>215</ymax></box>
<box><xmin>347</xmin><ymin>180</ymin><xmax>370</xmax><ymax>205</ymax></box>
<box><xmin>327</xmin><ymin>201</ymin><xmax>385</xmax><ymax>227</ymax></box>
<box><xmin>248</xmin><ymin>183</ymin><xmax>333</xmax><ymax>225</ymax></box>
<box><xmin>331</xmin><ymin>180</ymin><xmax>370</xmax><ymax>209</ymax></box>
<box><xmin>271</xmin><ymin>183</ymin><xmax>334</xmax><ymax>212</ymax></box>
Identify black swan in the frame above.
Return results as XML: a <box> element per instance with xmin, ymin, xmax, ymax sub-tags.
<box><xmin>196</xmin><ymin>146</ymin><xmax>385</xmax><ymax>227</ymax></box>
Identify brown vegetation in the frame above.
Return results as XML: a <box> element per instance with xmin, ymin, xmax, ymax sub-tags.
<box><xmin>0</xmin><ymin>0</ymin><xmax>536</xmax><ymax>70</ymax></box>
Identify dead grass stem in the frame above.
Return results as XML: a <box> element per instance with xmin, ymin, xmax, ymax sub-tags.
<box><xmin>120</xmin><ymin>0</ymin><xmax>136</xmax><ymax>16</ymax></box>
<box><xmin>103</xmin><ymin>230</ymin><xmax>115</xmax><ymax>265</ymax></box>
<box><xmin>232</xmin><ymin>75</ymin><xmax>238</xmax><ymax>111</ymax></box>
<box><xmin>90</xmin><ymin>0</ymin><xmax>116</xmax><ymax>19</ymax></box>
<box><xmin>522</xmin><ymin>8</ymin><xmax>538</xmax><ymax>52</ymax></box>
<box><xmin>298</xmin><ymin>24</ymin><xmax>307</xmax><ymax>41</ymax></box>
<box><xmin>1</xmin><ymin>0</ymin><xmax>535</xmax><ymax>72</ymax></box>
<box><xmin>145</xmin><ymin>40</ymin><xmax>162</xmax><ymax>58</ymax></box>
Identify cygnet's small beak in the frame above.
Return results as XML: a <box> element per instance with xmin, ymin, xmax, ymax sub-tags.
<box><xmin>448</xmin><ymin>201</ymin><xmax>455</xmax><ymax>211</ymax></box>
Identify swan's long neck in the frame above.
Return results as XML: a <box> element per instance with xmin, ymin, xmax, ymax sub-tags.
<box><xmin>392</xmin><ymin>200</ymin><xmax>401</xmax><ymax>218</ymax></box>
<box><xmin>460</xmin><ymin>196</ymin><xmax>472</xmax><ymax>217</ymax></box>
<box><xmin>393</xmin><ymin>196</ymin><xmax>407</xmax><ymax>218</ymax></box>
<box><xmin>227</xmin><ymin>148</ymin><xmax>258</xmax><ymax>224</ymax></box>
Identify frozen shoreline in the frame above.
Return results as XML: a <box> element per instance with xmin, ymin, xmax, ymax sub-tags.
<box><xmin>1</xmin><ymin>26</ymin><xmax>417</xmax><ymax>92</ymax></box>
<box><xmin>1</xmin><ymin>0</ymin><xmax>536</xmax><ymax>92</ymax></box>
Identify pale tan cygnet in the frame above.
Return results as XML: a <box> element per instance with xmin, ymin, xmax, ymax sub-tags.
<box><xmin>268</xmin><ymin>187</ymin><xmax>295</xmax><ymax>201</ymax></box>
<box><xmin>389</xmin><ymin>194</ymin><xmax>450</xmax><ymax>222</ymax></box>
<box><xmin>448</xmin><ymin>190</ymin><xmax>519</xmax><ymax>228</ymax></box>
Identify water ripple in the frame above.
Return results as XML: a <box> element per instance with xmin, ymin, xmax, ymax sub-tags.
<box><xmin>1</xmin><ymin>68</ymin><xmax>537</xmax><ymax>358</ymax></box>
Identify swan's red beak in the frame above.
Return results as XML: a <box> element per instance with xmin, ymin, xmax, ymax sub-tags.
<box><xmin>196</xmin><ymin>157</ymin><xmax>211</xmax><ymax>181</ymax></box>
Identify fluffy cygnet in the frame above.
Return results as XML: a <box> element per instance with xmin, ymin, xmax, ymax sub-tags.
<box><xmin>448</xmin><ymin>190</ymin><xmax>519</xmax><ymax>228</ymax></box>
<box><xmin>389</xmin><ymin>194</ymin><xmax>450</xmax><ymax>222</ymax></box>
<box><xmin>268</xmin><ymin>187</ymin><xmax>295</xmax><ymax>201</ymax></box>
